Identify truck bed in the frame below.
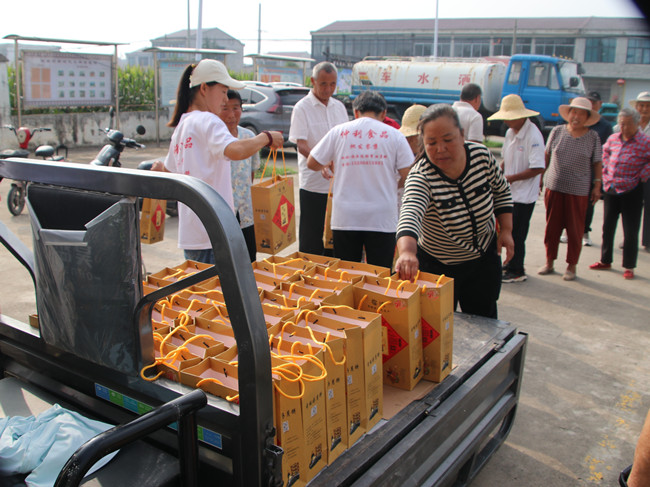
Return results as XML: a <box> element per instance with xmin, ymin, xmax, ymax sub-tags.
<box><xmin>0</xmin><ymin>158</ymin><xmax>527</xmax><ymax>487</ymax></box>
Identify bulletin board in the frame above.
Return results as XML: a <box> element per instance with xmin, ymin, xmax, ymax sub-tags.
<box><xmin>22</xmin><ymin>50</ymin><xmax>113</xmax><ymax>108</ymax></box>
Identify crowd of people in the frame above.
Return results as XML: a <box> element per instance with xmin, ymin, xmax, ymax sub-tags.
<box><xmin>155</xmin><ymin>58</ymin><xmax>649</xmax><ymax>320</ymax></box>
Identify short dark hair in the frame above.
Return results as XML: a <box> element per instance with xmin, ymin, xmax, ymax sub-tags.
<box><xmin>460</xmin><ymin>83</ymin><xmax>482</xmax><ymax>102</ymax></box>
<box><xmin>353</xmin><ymin>90</ymin><xmax>387</xmax><ymax>115</ymax></box>
<box><xmin>227</xmin><ymin>89</ymin><xmax>242</xmax><ymax>104</ymax></box>
<box><xmin>587</xmin><ymin>91</ymin><xmax>602</xmax><ymax>102</ymax></box>
<box><xmin>419</xmin><ymin>104</ymin><xmax>462</xmax><ymax>133</ymax></box>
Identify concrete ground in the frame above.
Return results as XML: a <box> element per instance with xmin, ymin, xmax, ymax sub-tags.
<box><xmin>0</xmin><ymin>143</ymin><xmax>648</xmax><ymax>486</ymax></box>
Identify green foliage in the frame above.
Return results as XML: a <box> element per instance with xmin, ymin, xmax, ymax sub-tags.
<box><xmin>118</xmin><ymin>65</ymin><xmax>155</xmax><ymax>110</ymax></box>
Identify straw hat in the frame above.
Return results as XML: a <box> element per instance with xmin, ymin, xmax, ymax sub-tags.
<box><xmin>559</xmin><ymin>97</ymin><xmax>600</xmax><ymax>126</ymax></box>
<box><xmin>487</xmin><ymin>94</ymin><xmax>539</xmax><ymax>121</ymax></box>
<box><xmin>399</xmin><ymin>104</ymin><xmax>427</xmax><ymax>137</ymax></box>
<box><xmin>629</xmin><ymin>91</ymin><xmax>650</xmax><ymax>108</ymax></box>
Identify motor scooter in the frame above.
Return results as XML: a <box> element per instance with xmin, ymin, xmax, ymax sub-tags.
<box><xmin>0</xmin><ymin>125</ymin><xmax>67</xmax><ymax>215</ymax></box>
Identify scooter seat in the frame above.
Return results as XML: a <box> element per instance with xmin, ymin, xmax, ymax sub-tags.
<box><xmin>0</xmin><ymin>148</ymin><xmax>30</xmax><ymax>159</ymax></box>
<box><xmin>35</xmin><ymin>145</ymin><xmax>55</xmax><ymax>158</ymax></box>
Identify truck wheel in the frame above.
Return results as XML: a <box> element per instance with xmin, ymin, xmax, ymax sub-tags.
<box><xmin>7</xmin><ymin>184</ymin><xmax>25</xmax><ymax>216</ymax></box>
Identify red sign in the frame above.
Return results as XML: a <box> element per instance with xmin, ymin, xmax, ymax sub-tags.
<box><xmin>382</xmin><ymin>316</ymin><xmax>408</xmax><ymax>363</ymax></box>
<box><xmin>421</xmin><ymin>318</ymin><xmax>440</xmax><ymax>348</ymax></box>
<box><xmin>272</xmin><ymin>195</ymin><xmax>295</xmax><ymax>233</ymax></box>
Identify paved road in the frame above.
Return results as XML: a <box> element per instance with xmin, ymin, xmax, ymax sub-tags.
<box><xmin>0</xmin><ymin>144</ymin><xmax>648</xmax><ymax>486</ymax></box>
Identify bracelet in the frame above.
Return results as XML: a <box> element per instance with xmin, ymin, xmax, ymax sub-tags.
<box><xmin>262</xmin><ymin>130</ymin><xmax>273</xmax><ymax>147</ymax></box>
<box><xmin>593</xmin><ymin>178</ymin><xmax>602</xmax><ymax>182</ymax></box>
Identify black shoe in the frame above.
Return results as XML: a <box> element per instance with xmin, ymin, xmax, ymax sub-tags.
<box><xmin>502</xmin><ymin>271</ymin><xmax>527</xmax><ymax>283</ymax></box>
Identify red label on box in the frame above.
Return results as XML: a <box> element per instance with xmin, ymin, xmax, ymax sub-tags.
<box><xmin>272</xmin><ymin>195</ymin><xmax>295</xmax><ymax>233</ymax></box>
<box><xmin>382</xmin><ymin>315</ymin><xmax>407</xmax><ymax>363</ymax></box>
<box><xmin>421</xmin><ymin>317</ymin><xmax>440</xmax><ymax>348</ymax></box>
<box><xmin>152</xmin><ymin>204</ymin><xmax>164</xmax><ymax>231</ymax></box>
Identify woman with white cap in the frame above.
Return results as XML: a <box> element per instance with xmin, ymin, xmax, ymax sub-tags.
<box><xmin>630</xmin><ymin>91</ymin><xmax>650</xmax><ymax>252</ymax></box>
<box><xmin>539</xmin><ymin>97</ymin><xmax>602</xmax><ymax>281</ymax></box>
<box><xmin>159</xmin><ymin>59</ymin><xmax>284</xmax><ymax>264</ymax></box>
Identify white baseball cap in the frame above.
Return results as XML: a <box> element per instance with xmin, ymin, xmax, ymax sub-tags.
<box><xmin>189</xmin><ymin>59</ymin><xmax>245</xmax><ymax>89</ymax></box>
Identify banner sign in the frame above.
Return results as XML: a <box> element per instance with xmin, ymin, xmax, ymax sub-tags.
<box><xmin>22</xmin><ymin>51</ymin><xmax>113</xmax><ymax>108</ymax></box>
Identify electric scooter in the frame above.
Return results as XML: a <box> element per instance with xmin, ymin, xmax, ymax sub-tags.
<box><xmin>0</xmin><ymin>125</ymin><xmax>67</xmax><ymax>216</ymax></box>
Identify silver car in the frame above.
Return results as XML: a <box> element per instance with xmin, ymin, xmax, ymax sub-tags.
<box><xmin>239</xmin><ymin>82</ymin><xmax>310</xmax><ymax>147</ymax></box>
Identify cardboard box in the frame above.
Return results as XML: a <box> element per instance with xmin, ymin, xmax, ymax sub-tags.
<box><xmin>251</xmin><ymin>176</ymin><xmax>296</xmax><ymax>254</ymax></box>
<box><xmin>328</xmin><ymin>260</ymin><xmax>391</xmax><ymax>283</ymax></box>
<box><xmin>410</xmin><ymin>272</ymin><xmax>454</xmax><ymax>383</ymax></box>
<box><xmin>354</xmin><ymin>276</ymin><xmax>423</xmax><ymax>391</ymax></box>
<box><xmin>152</xmin><ymin>343</ymin><xmax>202</xmax><ymax>382</ymax></box>
<box><xmin>314</xmin><ymin>306</ymin><xmax>383</xmax><ymax>441</ymax></box>
<box><xmin>180</xmin><ymin>357</ymin><xmax>239</xmax><ymax>403</ymax></box>
<box><xmin>272</xmin><ymin>321</ymin><xmax>348</xmax><ymax>463</ymax></box>
<box><xmin>270</xmin><ymin>339</ymin><xmax>327</xmax><ymax>480</ymax></box>
<box><xmin>140</xmin><ymin>198</ymin><xmax>166</xmax><ymax>244</ymax></box>
<box><xmin>286</xmin><ymin>251</ymin><xmax>340</xmax><ymax>269</ymax></box>
<box><xmin>272</xmin><ymin>356</ymin><xmax>307</xmax><ymax>487</ymax></box>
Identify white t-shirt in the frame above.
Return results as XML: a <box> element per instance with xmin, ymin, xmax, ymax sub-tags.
<box><xmin>502</xmin><ymin>118</ymin><xmax>546</xmax><ymax>204</ymax></box>
<box><xmin>164</xmin><ymin>110</ymin><xmax>238</xmax><ymax>249</ymax></box>
<box><xmin>289</xmin><ymin>90</ymin><xmax>349</xmax><ymax>193</ymax></box>
<box><xmin>452</xmin><ymin>101</ymin><xmax>484</xmax><ymax>142</ymax></box>
<box><xmin>310</xmin><ymin>117</ymin><xmax>414</xmax><ymax>232</ymax></box>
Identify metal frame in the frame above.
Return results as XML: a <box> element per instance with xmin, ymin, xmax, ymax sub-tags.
<box><xmin>0</xmin><ymin>158</ymin><xmax>278</xmax><ymax>486</ymax></box>
<box><xmin>55</xmin><ymin>389</ymin><xmax>207</xmax><ymax>487</ymax></box>
<box><xmin>2</xmin><ymin>35</ymin><xmax>125</xmax><ymax>128</ymax></box>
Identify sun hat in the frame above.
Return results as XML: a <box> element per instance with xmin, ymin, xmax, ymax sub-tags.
<box><xmin>487</xmin><ymin>94</ymin><xmax>539</xmax><ymax>121</ymax></box>
<box><xmin>559</xmin><ymin>97</ymin><xmax>600</xmax><ymax>126</ymax></box>
<box><xmin>629</xmin><ymin>91</ymin><xmax>650</xmax><ymax>108</ymax></box>
<box><xmin>399</xmin><ymin>104</ymin><xmax>427</xmax><ymax>137</ymax></box>
<box><xmin>189</xmin><ymin>59</ymin><xmax>245</xmax><ymax>89</ymax></box>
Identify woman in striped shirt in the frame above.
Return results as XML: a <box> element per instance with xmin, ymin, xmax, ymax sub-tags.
<box><xmin>395</xmin><ymin>104</ymin><xmax>514</xmax><ymax>319</ymax></box>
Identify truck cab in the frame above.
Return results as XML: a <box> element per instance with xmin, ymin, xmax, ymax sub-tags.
<box><xmin>500</xmin><ymin>54</ymin><xmax>585</xmax><ymax>132</ymax></box>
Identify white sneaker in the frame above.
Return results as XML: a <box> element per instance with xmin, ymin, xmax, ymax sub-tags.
<box><xmin>582</xmin><ymin>233</ymin><xmax>592</xmax><ymax>247</ymax></box>
<box><xmin>560</xmin><ymin>231</ymin><xmax>568</xmax><ymax>244</ymax></box>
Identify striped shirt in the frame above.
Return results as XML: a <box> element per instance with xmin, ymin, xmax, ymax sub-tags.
<box><xmin>397</xmin><ymin>142</ymin><xmax>513</xmax><ymax>265</ymax></box>
<box><xmin>544</xmin><ymin>125</ymin><xmax>602</xmax><ymax>196</ymax></box>
<box><xmin>602</xmin><ymin>130</ymin><xmax>650</xmax><ymax>194</ymax></box>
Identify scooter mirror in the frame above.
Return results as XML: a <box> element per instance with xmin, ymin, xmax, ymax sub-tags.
<box><xmin>136</xmin><ymin>125</ymin><xmax>146</xmax><ymax>135</ymax></box>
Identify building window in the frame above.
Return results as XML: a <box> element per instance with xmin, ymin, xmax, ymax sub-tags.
<box><xmin>626</xmin><ymin>38</ymin><xmax>650</xmax><ymax>64</ymax></box>
<box><xmin>414</xmin><ymin>43</ymin><xmax>431</xmax><ymax>57</ymax></box>
<box><xmin>534</xmin><ymin>37</ymin><xmax>575</xmax><ymax>58</ymax></box>
<box><xmin>492</xmin><ymin>38</ymin><xmax>512</xmax><ymax>56</ymax></box>
<box><xmin>515</xmin><ymin>37</ymin><xmax>532</xmax><ymax>54</ymax></box>
<box><xmin>585</xmin><ymin>38</ymin><xmax>617</xmax><ymax>63</ymax></box>
<box><xmin>453</xmin><ymin>37</ymin><xmax>490</xmax><ymax>58</ymax></box>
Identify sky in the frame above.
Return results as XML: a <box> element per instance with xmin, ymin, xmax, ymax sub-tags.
<box><xmin>0</xmin><ymin>0</ymin><xmax>646</xmax><ymax>60</ymax></box>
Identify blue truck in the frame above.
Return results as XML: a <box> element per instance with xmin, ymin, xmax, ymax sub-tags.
<box><xmin>351</xmin><ymin>53</ymin><xmax>586</xmax><ymax>134</ymax></box>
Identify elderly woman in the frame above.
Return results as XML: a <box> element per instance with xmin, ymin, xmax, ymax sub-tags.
<box><xmin>395</xmin><ymin>104</ymin><xmax>514</xmax><ymax>319</ymax></box>
<box><xmin>630</xmin><ymin>92</ymin><xmax>650</xmax><ymax>252</ymax></box>
<box><xmin>589</xmin><ymin>108</ymin><xmax>650</xmax><ymax>279</ymax></box>
<box><xmin>539</xmin><ymin>97</ymin><xmax>602</xmax><ymax>281</ymax></box>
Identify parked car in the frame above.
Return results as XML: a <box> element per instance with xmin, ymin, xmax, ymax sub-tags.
<box><xmin>599</xmin><ymin>102</ymin><xmax>619</xmax><ymax>124</ymax></box>
<box><xmin>239</xmin><ymin>81</ymin><xmax>310</xmax><ymax>147</ymax></box>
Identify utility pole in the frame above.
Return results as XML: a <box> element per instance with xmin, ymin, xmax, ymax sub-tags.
<box><xmin>258</xmin><ymin>3</ymin><xmax>262</xmax><ymax>54</ymax></box>
<box><xmin>187</xmin><ymin>0</ymin><xmax>191</xmax><ymax>48</ymax></box>
<box><xmin>432</xmin><ymin>0</ymin><xmax>439</xmax><ymax>58</ymax></box>
<box><xmin>195</xmin><ymin>0</ymin><xmax>203</xmax><ymax>61</ymax></box>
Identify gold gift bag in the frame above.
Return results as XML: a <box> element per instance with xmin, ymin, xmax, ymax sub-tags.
<box><xmin>251</xmin><ymin>149</ymin><xmax>296</xmax><ymax>254</ymax></box>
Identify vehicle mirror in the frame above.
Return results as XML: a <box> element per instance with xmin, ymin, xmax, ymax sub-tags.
<box><xmin>569</xmin><ymin>77</ymin><xmax>579</xmax><ymax>88</ymax></box>
<box><xmin>136</xmin><ymin>125</ymin><xmax>146</xmax><ymax>135</ymax></box>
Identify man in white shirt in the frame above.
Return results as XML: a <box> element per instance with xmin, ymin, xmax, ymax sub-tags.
<box><xmin>452</xmin><ymin>83</ymin><xmax>484</xmax><ymax>143</ymax></box>
<box><xmin>307</xmin><ymin>91</ymin><xmax>413</xmax><ymax>268</ymax></box>
<box><xmin>289</xmin><ymin>62</ymin><xmax>349</xmax><ymax>255</ymax></box>
<box><xmin>488</xmin><ymin>94</ymin><xmax>545</xmax><ymax>282</ymax></box>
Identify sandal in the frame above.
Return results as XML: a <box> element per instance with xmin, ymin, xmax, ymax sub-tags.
<box><xmin>537</xmin><ymin>265</ymin><xmax>555</xmax><ymax>275</ymax></box>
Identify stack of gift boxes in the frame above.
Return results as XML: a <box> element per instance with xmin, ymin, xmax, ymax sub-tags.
<box><xmin>142</xmin><ymin>252</ymin><xmax>454</xmax><ymax>486</ymax></box>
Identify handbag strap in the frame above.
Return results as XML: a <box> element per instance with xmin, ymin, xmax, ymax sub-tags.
<box><xmin>259</xmin><ymin>147</ymin><xmax>287</xmax><ymax>181</ymax></box>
